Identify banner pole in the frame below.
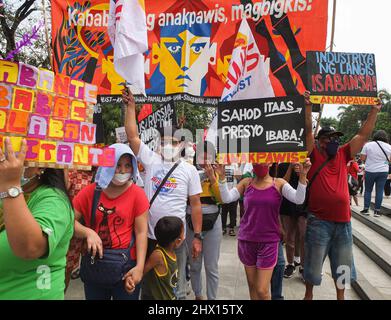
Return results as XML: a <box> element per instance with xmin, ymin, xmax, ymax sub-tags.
<box><xmin>315</xmin><ymin>0</ymin><xmax>337</xmax><ymax>134</ymax></box>
<box><xmin>41</xmin><ymin>0</ymin><xmax>53</xmax><ymax>70</ymax></box>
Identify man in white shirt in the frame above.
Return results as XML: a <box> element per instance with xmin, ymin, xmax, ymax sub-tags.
<box><xmin>123</xmin><ymin>89</ymin><xmax>203</xmax><ymax>299</ymax></box>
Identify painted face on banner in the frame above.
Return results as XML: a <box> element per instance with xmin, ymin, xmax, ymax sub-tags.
<box><xmin>152</xmin><ymin>23</ymin><xmax>217</xmax><ymax>96</ymax></box>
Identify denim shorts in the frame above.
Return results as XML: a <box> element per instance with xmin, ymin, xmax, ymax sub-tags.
<box><xmin>304</xmin><ymin>214</ymin><xmax>357</xmax><ymax>286</ymax></box>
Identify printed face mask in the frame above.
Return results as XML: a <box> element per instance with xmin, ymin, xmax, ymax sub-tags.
<box><xmin>253</xmin><ymin>164</ymin><xmax>269</xmax><ymax>178</ymax></box>
<box><xmin>112</xmin><ymin>173</ymin><xmax>131</xmax><ymax>186</ymax></box>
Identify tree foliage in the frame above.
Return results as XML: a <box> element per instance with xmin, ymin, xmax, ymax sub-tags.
<box><xmin>101</xmin><ymin>103</ymin><xmax>122</xmax><ymax>145</ymax></box>
<box><xmin>0</xmin><ymin>0</ymin><xmax>51</xmax><ymax>68</ymax></box>
<box><xmin>175</xmin><ymin>102</ymin><xmax>214</xmax><ymax>137</ymax></box>
<box><xmin>336</xmin><ymin>89</ymin><xmax>391</xmax><ymax>144</ymax></box>
<box><xmin>320</xmin><ymin>116</ymin><xmax>339</xmax><ymax>130</ymax></box>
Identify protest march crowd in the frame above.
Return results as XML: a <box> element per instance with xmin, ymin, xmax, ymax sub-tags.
<box><xmin>0</xmin><ymin>89</ymin><xmax>388</xmax><ymax>301</ymax></box>
<box><xmin>0</xmin><ymin>0</ymin><xmax>390</xmax><ymax>302</ymax></box>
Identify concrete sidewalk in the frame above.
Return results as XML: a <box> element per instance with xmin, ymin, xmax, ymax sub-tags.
<box><xmin>192</xmin><ymin>231</ymin><xmax>359</xmax><ymax>300</ymax></box>
<box><xmin>65</xmin><ymin>230</ymin><xmax>359</xmax><ymax>300</ymax></box>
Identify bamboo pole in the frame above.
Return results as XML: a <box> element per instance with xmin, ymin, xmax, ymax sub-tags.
<box><xmin>41</xmin><ymin>0</ymin><xmax>53</xmax><ymax>70</ymax></box>
<box><xmin>314</xmin><ymin>0</ymin><xmax>337</xmax><ymax>135</ymax></box>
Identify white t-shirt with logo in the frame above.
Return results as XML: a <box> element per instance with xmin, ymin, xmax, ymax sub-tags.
<box><xmin>138</xmin><ymin>142</ymin><xmax>202</xmax><ymax>239</ymax></box>
<box><xmin>361</xmin><ymin>141</ymin><xmax>391</xmax><ymax>173</ymax></box>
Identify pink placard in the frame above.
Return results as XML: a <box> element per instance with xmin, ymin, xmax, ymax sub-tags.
<box><xmin>0</xmin><ymin>109</ymin><xmax>7</xmax><ymax>133</ymax></box>
<box><xmin>0</xmin><ymin>84</ymin><xmax>11</xmax><ymax>109</ymax></box>
<box><xmin>12</xmin><ymin>87</ymin><xmax>35</xmax><ymax>112</ymax></box>
<box><xmin>69</xmin><ymin>79</ymin><xmax>85</xmax><ymax>100</ymax></box>
<box><xmin>89</xmin><ymin>147</ymin><xmax>103</xmax><ymax>166</ymax></box>
<box><xmin>25</xmin><ymin>138</ymin><xmax>40</xmax><ymax>161</ymax></box>
<box><xmin>54</xmin><ymin>73</ymin><xmax>70</xmax><ymax>96</ymax></box>
<box><xmin>0</xmin><ymin>60</ymin><xmax>18</xmax><ymax>84</ymax></box>
<box><xmin>48</xmin><ymin>118</ymin><xmax>65</xmax><ymax>139</ymax></box>
<box><xmin>84</xmin><ymin>83</ymin><xmax>98</xmax><ymax>104</ymax></box>
<box><xmin>57</xmin><ymin>142</ymin><xmax>74</xmax><ymax>165</ymax></box>
<box><xmin>18</xmin><ymin>63</ymin><xmax>38</xmax><ymax>88</ymax></box>
<box><xmin>73</xmin><ymin>144</ymin><xmax>89</xmax><ymax>165</ymax></box>
<box><xmin>80</xmin><ymin>122</ymin><xmax>96</xmax><ymax>145</ymax></box>
<box><xmin>52</xmin><ymin>96</ymin><xmax>69</xmax><ymax>118</ymax></box>
<box><xmin>37</xmin><ymin>68</ymin><xmax>54</xmax><ymax>92</ymax></box>
<box><xmin>28</xmin><ymin>114</ymin><xmax>48</xmax><ymax>139</ymax></box>
<box><xmin>35</xmin><ymin>92</ymin><xmax>53</xmax><ymax>116</ymax></box>
<box><xmin>64</xmin><ymin>120</ymin><xmax>80</xmax><ymax>143</ymax></box>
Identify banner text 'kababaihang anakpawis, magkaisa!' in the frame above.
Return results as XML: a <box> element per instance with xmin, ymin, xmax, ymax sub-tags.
<box><xmin>51</xmin><ymin>0</ymin><xmax>328</xmax><ymax>105</ymax></box>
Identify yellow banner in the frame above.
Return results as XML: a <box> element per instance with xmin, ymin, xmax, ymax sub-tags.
<box><xmin>217</xmin><ymin>152</ymin><xmax>308</xmax><ymax>164</ymax></box>
<box><xmin>310</xmin><ymin>95</ymin><xmax>378</xmax><ymax>105</ymax></box>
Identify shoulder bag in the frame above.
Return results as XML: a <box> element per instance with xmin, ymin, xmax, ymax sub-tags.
<box><xmin>80</xmin><ymin>185</ymin><xmax>136</xmax><ymax>289</ymax></box>
<box><xmin>375</xmin><ymin>141</ymin><xmax>391</xmax><ymax>173</ymax></box>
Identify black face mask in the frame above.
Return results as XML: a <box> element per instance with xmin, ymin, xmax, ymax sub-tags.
<box><xmin>326</xmin><ymin>139</ymin><xmax>340</xmax><ymax>157</ymax></box>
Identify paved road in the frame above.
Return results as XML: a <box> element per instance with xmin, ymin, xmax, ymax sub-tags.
<box><xmin>65</xmin><ymin>229</ymin><xmax>359</xmax><ymax>300</ymax></box>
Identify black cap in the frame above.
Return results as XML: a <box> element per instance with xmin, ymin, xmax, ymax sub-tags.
<box><xmin>316</xmin><ymin>127</ymin><xmax>344</xmax><ymax>139</ymax></box>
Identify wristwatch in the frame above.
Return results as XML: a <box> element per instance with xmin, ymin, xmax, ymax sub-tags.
<box><xmin>194</xmin><ymin>232</ymin><xmax>204</xmax><ymax>241</ymax></box>
<box><xmin>0</xmin><ymin>186</ymin><xmax>24</xmax><ymax>199</ymax></box>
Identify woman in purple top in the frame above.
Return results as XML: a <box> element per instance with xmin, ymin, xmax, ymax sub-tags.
<box><xmin>216</xmin><ymin>160</ymin><xmax>311</xmax><ymax>300</ymax></box>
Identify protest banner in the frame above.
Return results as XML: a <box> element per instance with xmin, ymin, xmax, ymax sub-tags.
<box><xmin>217</xmin><ymin>96</ymin><xmax>307</xmax><ymax>164</ymax></box>
<box><xmin>108</xmin><ymin>0</ymin><xmax>148</xmax><ymax>95</ymax></box>
<box><xmin>207</xmin><ymin>17</ymin><xmax>275</xmax><ymax>147</ymax></box>
<box><xmin>51</xmin><ymin>0</ymin><xmax>328</xmax><ymax>105</ymax></box>
<box><xmin>138</xmin><ymin>101</ymin><xmax>177</xmax><ymax>152</ymax></box>
<box><xmin>138</xmin><ymin>104</ymin><xmax>153</xmax><ymax>122</ymax></box>
<box><xmin>220</xmin><ymin>18</ymin><xmax>274</xmax><ymax>102</ymax></box>
<box><xmin>115</xmin><ymin>126</ymin><xmax>127</xmax><ymax>143</ymax></box>
<box><xmin>0</xmin><ymin>59</ymin><xmax>115</xmax><ymax>169</ymax></box>
<box><xmin>307</xmin><ymin>51</ymin><xmax>378</xmax><ymax>105</ymax></box>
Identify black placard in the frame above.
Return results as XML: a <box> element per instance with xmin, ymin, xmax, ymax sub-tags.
<box><xmin>138</xmin><ymin>101</ymin><xmax>177</xmax><ymax>152</ymax></box>
<box><xmin>217</xmin><ymin>96</ymin><xmax>306</xmax><ymax>162</ymax></box>
<box><xmin>307</xmin><ymin>51</ymin><xmax>377</xmax><ymax>105</ymax></box>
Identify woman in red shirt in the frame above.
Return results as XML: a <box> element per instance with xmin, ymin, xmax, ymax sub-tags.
<box><xmin>73</xmin><ymin>144</ymin><xmax>149</xmax><ymax>300</ymax></box>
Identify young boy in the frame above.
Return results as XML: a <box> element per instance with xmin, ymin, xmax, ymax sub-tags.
<box><xmin>124</xmin><ymin>216</ymin><xmax>184</xmax><ymax>300</ymax></box>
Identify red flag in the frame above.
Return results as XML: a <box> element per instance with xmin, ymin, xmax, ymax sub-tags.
<box><xmin>138</xmin><ymin>104</ymin><xmax>152</xmax><ymax>122</ymax></box>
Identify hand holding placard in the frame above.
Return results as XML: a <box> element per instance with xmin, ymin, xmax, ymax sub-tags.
<box><xmin>0</xmin><ymin>137</ymin><xmax>27</xmax><ymax>189</ymax></box>
<box><xmin>0</xmin><ymin>59</ymin><xmax>114</xmax><ymax>168</ymax></box>
<box><xmin>306</xmin><ymin>51</ymin><xmax>378</xmax><ymax>105</ymax></box>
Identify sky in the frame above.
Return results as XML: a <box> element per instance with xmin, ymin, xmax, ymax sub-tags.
<box><xmin>322</xmin><ymin>0</ymin><xmax>391</xmax><ymax>119</ymax></box>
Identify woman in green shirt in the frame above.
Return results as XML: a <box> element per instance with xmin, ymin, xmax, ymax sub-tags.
<box><xmin>0</xmin><ymin>138</ymin><xmax>74</xmax><ymax>300</ymax></box>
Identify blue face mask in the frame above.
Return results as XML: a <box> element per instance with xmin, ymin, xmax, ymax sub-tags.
<box><xmin>326</xmin><ymin>139</ymin><xmax>340</xmax><ymax>157</ymax></box>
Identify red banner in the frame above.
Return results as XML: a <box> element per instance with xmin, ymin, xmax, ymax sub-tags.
<box><xmin>52</xmin><ymin>0</ymin><xmax>328</xmax><ymax>104</ymax></box>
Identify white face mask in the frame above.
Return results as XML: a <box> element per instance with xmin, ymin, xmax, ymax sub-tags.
<box><xmin>112</xmin><ymin>173</ymin><xmax>131</xmax><ymax>186</ymax></box>
<box><xmin>184</xmin><ymin>147</ymin><xmax>195</xmax><ymax>160</ymax></box>
<box><xmin>161</xmin><ymin>144</ymin><xmax>181</xmax><ymax>161</ymax></box>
